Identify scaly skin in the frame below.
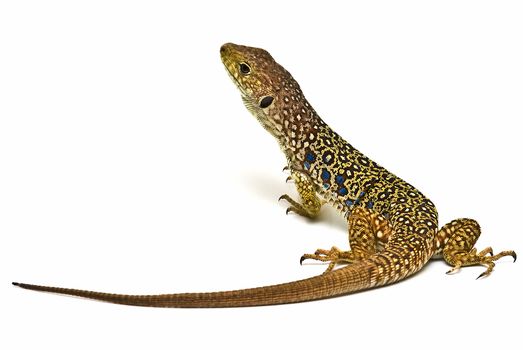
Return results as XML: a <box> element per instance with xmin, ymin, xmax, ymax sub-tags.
<box><xmin>13</xmin><ymin>43</ymin><xmax>516</xmax><ymax>307</ymax></box>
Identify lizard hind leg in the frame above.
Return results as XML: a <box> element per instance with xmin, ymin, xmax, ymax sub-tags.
<box><xmin>301</xmin><ymin>207</ymin><xmax>393</xmax><ymax>273</ymax></box>
<box><xmin>438</xmin><ymin>218</ymin><xmax>517</xmax><ymax>279</ymax></box>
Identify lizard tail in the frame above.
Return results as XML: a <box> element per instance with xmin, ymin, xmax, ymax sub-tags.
<box><xmin>12</xmin><ymin>260</ymin><xmax>380</xmax><ymax>308</ymax></box>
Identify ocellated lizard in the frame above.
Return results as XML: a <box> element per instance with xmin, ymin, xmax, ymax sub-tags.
<box><xmin>13</xmin><ymin>43</ymin><xmax>516</xmax><ymax>307</ymax></box>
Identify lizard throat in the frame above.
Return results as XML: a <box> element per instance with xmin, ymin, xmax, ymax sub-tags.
<box><xmin>241</xmin><ymin>95</ymin><xmax>285</xmax><ymax>140</ymax></box>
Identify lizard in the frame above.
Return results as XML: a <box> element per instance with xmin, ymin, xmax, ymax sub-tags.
<box><xmin>13</xmin><ymin>43</ymin><xmax>516</xmax><ymax>308</ymax></box>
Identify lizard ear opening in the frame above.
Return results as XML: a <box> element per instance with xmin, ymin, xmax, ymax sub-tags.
<box><xmin>259</xmin><ymin>96</ymin><xmax>274</xmax><ymax>108</ymax></box>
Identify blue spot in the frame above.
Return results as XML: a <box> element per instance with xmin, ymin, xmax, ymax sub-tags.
<box><xmin>345</xmin><ymin>199</ymin><xmax>354</xmax><ymax>206</ymax></box>
<box><xmin>306</xmin><ymin>152</ymin><xmax>315</xmax><ymax>162</ymax></box>
<box><xmin>335</xmin><ymin>175</ymin><xmax>344</xmax><ymax>184</ymax></box>
<box><xmin>323</xmin><ymin>183</ymin><xmax>330</xmax><ymax>190</ymax></box>
<box><xmin>351</xmin><ymin>191</ymin><xmax>365</xmax><ymax>205</ymax></box>
<box><xmin>303</xmin><ymin>161</ymin><xmax>311</xmax><ymax>170</ymax></box>
<box><xmin>367</xmin><ymin>201</ymin><xmax>374</xmax><ymax>209</ymax></box>
<box><xmin>338</xmin><ymin>187</ymin><xmax>348</xmax><ymax>196</ymax></box>
<box><xmin>321</xmin><ymin>169</ymin><xmax>331</xmax><ymax>181</ymax></box>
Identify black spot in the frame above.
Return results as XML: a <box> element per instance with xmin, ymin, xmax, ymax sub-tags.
<box><xmin>259</xmin><ymin>96</ymin><xmax>274</xmax><ymax>108</ymax></box>
<box><xmin>239</xmin><ymin>63</ymin><xmax>251</xmax><ymax>75</ymax></box>
<box><xmin>378</xmin><ymin>189</ymin><xmax>393</xmax><ymax>200</ymax></box>
<box><xmin>358</xmin><ymin>156</ymin><xmax>369</xmax><ymax>166</ymax></box>
<box><xmin>322</xmin><ymin>150</ymin><xmax>334</xmax><ymax>164</ymax></box>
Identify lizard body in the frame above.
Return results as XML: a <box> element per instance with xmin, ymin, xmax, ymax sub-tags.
<box><xmin>13</xmin><ymin>43</ymin><xmax>516</xmax><ymax>307</ymax></box>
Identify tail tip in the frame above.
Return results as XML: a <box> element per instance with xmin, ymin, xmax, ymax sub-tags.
<box><xmin>12</xmin><ymin>282</ymin><xmax>21</xmax><ymax>287</ymax></box>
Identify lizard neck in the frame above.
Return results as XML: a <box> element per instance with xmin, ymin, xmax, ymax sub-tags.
<box><xmin>254</xmin><ymin>78</ymin><xmax>329</xmax><ymax>168</ymax></box>
<box><xmin>275</xmin><ymin>100</ymin><xmax>326</xmax><ymax>167</ymax></box>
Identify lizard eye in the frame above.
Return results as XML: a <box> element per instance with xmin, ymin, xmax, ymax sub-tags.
<box><xmin>259</xmin><ymin>96</ymin><xmax>274</xmax><ymax>108</ymax></box>
<box><xmin>239</xmin><ymin>63</ymin><xmax>251</xmax><ymax>75</ymax></box>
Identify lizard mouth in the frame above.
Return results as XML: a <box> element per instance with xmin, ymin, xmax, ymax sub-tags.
<box><xmin>221</xmin><ymin>59</ymin><xmax>242</xmax><ymax>91</ymax></box>
<box><xmin>220</xmin><ymin>44</ymin><xmax>251</xmax><ymax>98</ymax></box>
<box><xmin>222</xmin><ymin>64</ymin><xmax>241</xmax><ymax>91</ymax></box>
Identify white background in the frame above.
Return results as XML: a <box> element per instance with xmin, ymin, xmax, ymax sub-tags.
<box><xmin>1</xmin><ymin>1</ymin><xmax>522</xmax><ymax>349</ymax></box>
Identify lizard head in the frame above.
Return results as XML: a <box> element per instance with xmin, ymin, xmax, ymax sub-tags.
<box><xmin>220</xmin><ymin>43</ymin><xmax>307</xmax><ymax>141</ymax></box>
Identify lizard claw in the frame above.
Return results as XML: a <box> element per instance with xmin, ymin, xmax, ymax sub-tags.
<box><xmin>446</xmin><ymin>264</ymin><xmax>461</xmax><ymax>275</ymax></box>
<box><xmin>279</xmin><ymin>194</ymin><xmax>293</xmax><ymax>202</ymax></box>
<box><xmin>476</xmin><ymin>271</ymin><xmax>490</xmax><ymax>280</ymax></box>
<box><xmin>279</xmin><ymin>194</ymin><xmax>298</xmax><ymax>216</ymax></box>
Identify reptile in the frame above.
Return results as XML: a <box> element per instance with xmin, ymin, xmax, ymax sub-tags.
<box><xmin>13</xmin><ymin>43</ymin><xmax>516</xmax><ymax>307</ymax></box>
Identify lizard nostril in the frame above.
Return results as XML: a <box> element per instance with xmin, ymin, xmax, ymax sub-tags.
<box><xmin>220</xmin><ymin>43</ymin><xmax>234</xmax><ymax>55</ymax></box>
<box><xmin>220</xmin><ymin>44</ymin><xmax>230</xmax><ymax>57</ymax></box>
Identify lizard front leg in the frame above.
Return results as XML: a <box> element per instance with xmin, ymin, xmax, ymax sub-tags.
<box><xmin>279</xmin><ymin>169</ymin><xmax>322</xmax><ymax>219</ymax></box>
<box><xmin>301</xmin><ymin>207</ymin><xmax>394</xmax><ymax>273</ymax></box>
<box><xmin>436</xmin><ymin>218</ymin><xmax>516</xmax><ymax>279</ymax></box>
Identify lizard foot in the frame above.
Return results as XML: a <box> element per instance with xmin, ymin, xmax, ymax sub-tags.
<box><xmin>278</xmin><ymin>194</ymin><xmax>318</xmax><ymax>219</ymax></box>
<box><xmin>445</xmin><ymin>248</ymin><xmax>516</xmax><ymax>279</ymax></box>
<box><xmin>279</xmin><ymin>169</ymin><xmax>322</xmax><ymax>219</ymax></box>
<box><xmin>300</xmin><ymin>246</ymin><xmax>361</xmax><ymax>274</ymax></box>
